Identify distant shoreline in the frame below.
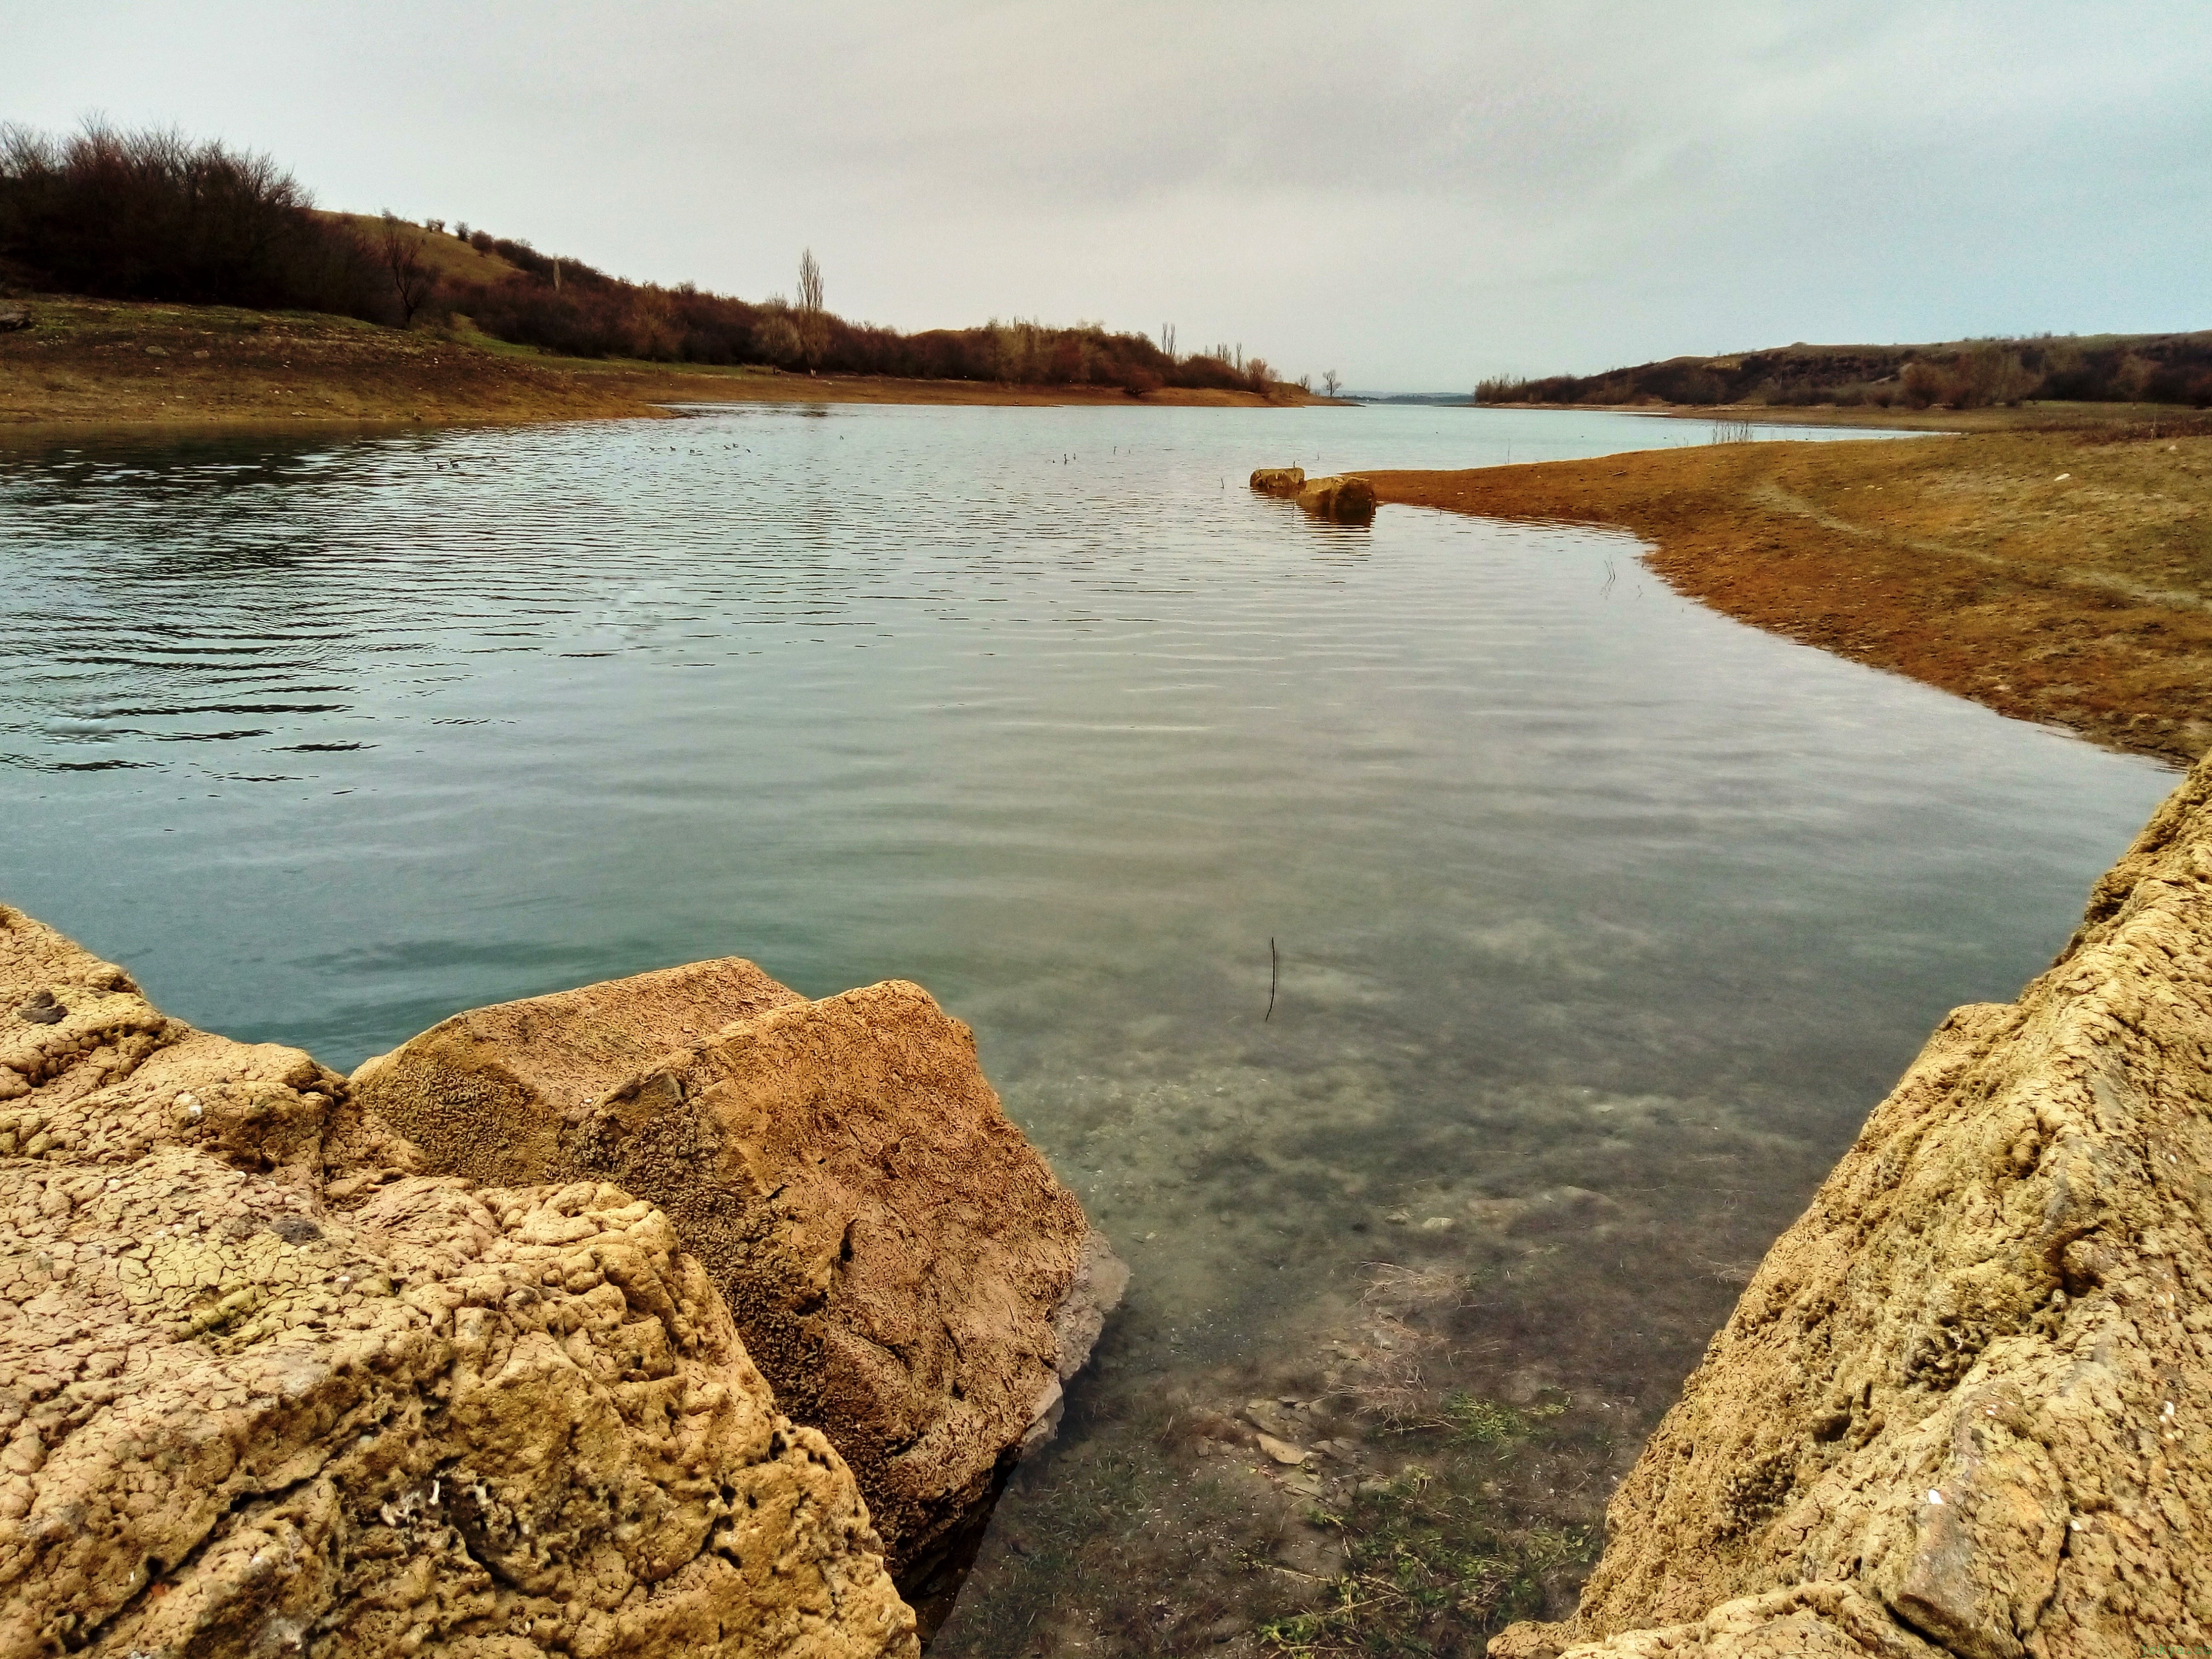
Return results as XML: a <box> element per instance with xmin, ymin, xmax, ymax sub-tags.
<box><xmin>0</xmin><ymin>294</ymin><xmax>1342</xmax><ymax>437</ymax></box>
<box><xmin>1459</xmin><ymin>398</ymin><xmax>2194</xmax><ymax>432</ymax></box>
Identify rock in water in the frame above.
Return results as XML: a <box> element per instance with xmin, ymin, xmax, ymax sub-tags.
<box><xmin>1250</xmin><ymin>466</ymin><xmax>1305</xmax><ymax>496</ymax></box>
<box><xmin>1295</xmin><ymin>474</ymin><xmax>1378</xmax><ymax>523</ymax></box>
<box><xmin>1495</xmin><ymin>748</ymin><xmax>2212</xmax><ymax>1656</ymax></box>
<box><xmin>0</xmin><ymin>907</ymin><xmax>917</xmax><ymax>1658</ymax></box>
<box><xmin>349</xmin><ymin>963</ymin><xmax>1126</xmax><ymax>1591</ymax></box>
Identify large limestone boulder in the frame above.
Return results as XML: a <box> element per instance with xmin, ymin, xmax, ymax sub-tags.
<box><xmin>1497</xmin><ymin>748</ymin><xmax>2212</xmax><ymax>1656</ymax></box>
<box><xmin>349</xmin><ymin>965</ymin><xmax>1125</xmax><ymax>1589</ymax></box>
<box><xmin>0</xmin><ymin>907</ymin><xmax>917</xmax><ymax>1659</ymax></box>
<box><xmin>1296</xmin><ymin>473</ymin><xmax>1377</xmax><ymax>522</ymax></box>
<box><xmin>1250</xmin><ymin>465</ymin><xmax>1305</xmax><ymax>496</ymax></box>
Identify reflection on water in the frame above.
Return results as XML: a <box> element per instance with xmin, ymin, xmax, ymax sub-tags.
<box><xmin>0</xmin><ymin>404</ymin><xmax>2177</xmax><ymax>1647</ymax></box>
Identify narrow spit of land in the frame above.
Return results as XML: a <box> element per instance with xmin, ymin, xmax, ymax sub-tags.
<box><xmin>1363</xmin><ymin>420</ymin><xmax>2212</xmax><ymax>766</ymax></box>
<box><xmin>0</xmin><ymin>296</ymin><xmax>1327</xmax><ymax>432</ymax></box>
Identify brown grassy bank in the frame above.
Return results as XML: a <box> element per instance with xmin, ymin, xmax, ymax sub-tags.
<box><xmin>1362</xmin><ymin>422</ymin><xmax>2212</xmax><ymax>765</ymax></box>
<box><xmin>0</xmin><ymin>295</ymin><xmax>1329</xmax><ymax>434</ymax></box>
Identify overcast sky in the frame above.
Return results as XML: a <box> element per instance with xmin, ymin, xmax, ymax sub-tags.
<box><xmin>6</xmin><ymin>1</ymin><xmax>2207</xmax><ymax>389</ymax></box>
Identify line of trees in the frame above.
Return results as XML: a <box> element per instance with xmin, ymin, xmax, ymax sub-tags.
<box><xmin>0</xmin><ymin>119</ymin><xmax>1289</xmax><ymax>397</ymax></box>
<box><xmin>0</xmin><ymin>120</ymin><xmax>393</xmax><ymax>319</ymax></box>
<box><xmin>438</xmin><ymin>232</ymin><xmax>1276</xmax><ymax>392</ymax></box>
<box><xmin>1476</xmin><ymin>334</ymin><xmax>2212</xmax><ymax>410</ymax></box>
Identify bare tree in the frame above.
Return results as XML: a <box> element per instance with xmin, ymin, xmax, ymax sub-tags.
<box><xmin>377</xmin><ymin>211</ymin><xmax>434</xmax><ymax>326</ymax></box>
<box><xmin>793</xmin><ymin>248</ymin><xmax>828</xmax><ymax>369</ymax></box>
<box><xmin>1321</xmin><ymin>369</ymin><xmax>1342</xmax><ymax>398</ymax></box>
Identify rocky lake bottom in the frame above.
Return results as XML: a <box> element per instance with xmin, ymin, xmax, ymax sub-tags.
<box><xmin>0</xmin><ymin>403</ymin><xmax>2182</xmax><ymax>1653</ymax></box>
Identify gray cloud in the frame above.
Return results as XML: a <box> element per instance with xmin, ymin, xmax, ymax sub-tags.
<box><xmin>5</xmin><ymin>0</ymin><xmax>2205</xmax><ymax>388</ymax></box>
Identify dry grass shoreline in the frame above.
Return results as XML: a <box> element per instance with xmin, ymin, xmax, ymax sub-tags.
<box><xmin>0</xmin><ymin>294</ymin><xmax>1332</xmax><ymax>435</ymax></box>
<box><xmin>1363</xmin><ymin>418</ymin><xmax>2212</xmax><ymax>766</ymax></box>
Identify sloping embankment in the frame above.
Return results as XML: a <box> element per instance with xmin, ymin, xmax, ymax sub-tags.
<box><xmin>0</xmin><ymin>295</ymin><xmax>1326</xmax><ymax>431</ymax></box>
<box><xmin>1494</xmin><ymin>748</ymin><xmax>2212</xmax><ymax>1656</ymax></box>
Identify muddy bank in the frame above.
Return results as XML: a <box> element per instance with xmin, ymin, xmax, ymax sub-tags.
<box><xmin>1490</xmin><ymin>748</ymin><xmax>2212</xmax><ymax>1656</ymax></box>
<box><xmin>1364</xmin><ymin>426</ymin><xmax>2212</xmax><ymax>765</ymax></box>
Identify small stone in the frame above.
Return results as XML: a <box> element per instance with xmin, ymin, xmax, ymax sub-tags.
<box><xmin>1257</xmin><ymin>1433</ymin><xmax>1309</xmax><ymax>1466</ymax></box>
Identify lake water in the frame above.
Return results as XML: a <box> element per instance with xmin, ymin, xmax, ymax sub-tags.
<box><xmin>0</xmin><ymin>403</ymin><xmax>2179</xmax><ymax>1649</ymax></box>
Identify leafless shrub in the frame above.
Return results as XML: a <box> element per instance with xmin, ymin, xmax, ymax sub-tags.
<box><xmin>1317</xmin><ymin>1263</ymin><xmax>1469</xmax><ymax>1428</ymax></box>
<box><xmin>378</xmin><ymin>211</ymin><xmax>434</xmax><ymax>325</ymax></box>
<box><xmin>0</xmin><ymin>119</ymin><xmax>385</xmax><ymax>317</ymax></box>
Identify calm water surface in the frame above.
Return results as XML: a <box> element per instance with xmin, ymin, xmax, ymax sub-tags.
<box><xmin>0</xmin><ymin>404</ymin><xmax>2178</xmax><ymax>1645</ymax></box>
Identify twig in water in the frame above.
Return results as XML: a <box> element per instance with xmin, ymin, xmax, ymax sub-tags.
<box><xmin>1267</xmin><ymin>937</ymin><xmax>1279</xmax><ymax>1022</ymax></box>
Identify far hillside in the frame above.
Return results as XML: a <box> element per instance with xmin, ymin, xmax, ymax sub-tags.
<box><xmin>0</xmin><ymin>121</ymin><xmax>1300</xmax><ymax>399</ymax></box>
<box><xmin>1477</xmin><ymin>332</ymin><xmax>2212</xmax><ymax>411</ymax></box>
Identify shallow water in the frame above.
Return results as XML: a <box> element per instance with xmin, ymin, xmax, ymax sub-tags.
<box><xmin>0</xmin><ymin>403</ymin><xmax>2179</xmax><ymax>1645</ymax></box>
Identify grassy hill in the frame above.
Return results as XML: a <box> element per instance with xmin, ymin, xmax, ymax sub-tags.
<box><xmin>316</xmin><ymin>211</ymin><xmax>524</xmax><ymax>288</ymax></box>
<box><xmin>0</xmin><ymin>121</ymin><xmax>1313</xmax><ymax>406</ymax></box>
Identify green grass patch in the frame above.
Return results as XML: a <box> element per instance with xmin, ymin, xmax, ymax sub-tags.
<box><xmin>1442</xmin><ymin>1392</ymin><xmax>1565</xmax><ymax>1451</ymax></box>
<box><xmin>1260</xmin><ymin>1473</ymin><xmax>1591</xmax><ymax>1657</ymax></box>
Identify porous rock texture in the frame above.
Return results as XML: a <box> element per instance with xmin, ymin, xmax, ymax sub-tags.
<box><xmin>1295</xmin><ymin>473</ymin><xmax>1377</xmax><ymax>522</ymax></box>
<box><xmin>0</xmin><ymin>906</ymin><xmax>917</xmax><ymax>1659</ymax></box>
<box><xmin>348</xmin><ymin>965</ymin><xmax>1125</xmax><ymax>1587</ymax></box>
<box><xmin>1250</xmin><ymin>465</ymin><xmax>1305</xmax><ymax>496</ymax></box>
<box><xmin>1494</xmin><ymin>748</ymin><xmax>2212</xmax><ymax>1657</ymax></box>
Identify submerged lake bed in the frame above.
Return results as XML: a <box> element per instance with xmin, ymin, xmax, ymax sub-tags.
<box><xmin>0</xmin><ymin>404</ymin><xmax>2180</xmax><ymax>1650</ymax></box>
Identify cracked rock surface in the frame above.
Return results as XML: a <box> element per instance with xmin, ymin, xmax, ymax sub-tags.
<box><xmin>1495</xmin><ymin>749</ymin><xmax>2212</xmax><ymax>1657</ymax></box>
<box><xmin>0</xmin><ymin>906</ymin><xmax>917</xmax><ymax>1659</ymax></box>
<box><xmin>349</xmin><ymin>963</ymin><xmax>1126</xmax><ymax>1587</ymax></box>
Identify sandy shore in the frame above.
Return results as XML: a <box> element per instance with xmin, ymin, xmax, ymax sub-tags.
<box><xmin>1362</xmin><ymin>421</ymin><xmax>2212</xmax><ymax>766</ymax></box>
<box><xmin>0</xmin><ymin>294</ymin><xmax>1332</xmax><ymax>435</ymax></box>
